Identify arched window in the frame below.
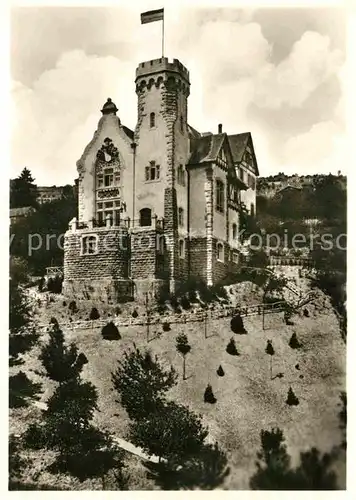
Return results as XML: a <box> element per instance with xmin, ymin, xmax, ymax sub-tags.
<box><xmin>140</xmin><ymin>207</ymin><xmax>152</xmax><ymax>227</ymax></box>
<box><xmin>250</xmin><ymin>203</ymin><xmax>255</xmax><ymax>216</ymax></box>
<box><xmin>217</xmin><ymin>242</ymin><xmax>224</xmax><ymax>262</ymax></box>
<box><xmin>178</xmin><ymin>207</ymin><xmax>184</xmax><ymax>226</ymax></box>
<box><xmin>232</xmin><ymin>223</ymin><xmax>237</xmax><ymax>240</ymax></box>
<box><xmin>216</xmin><ymin>179</ymin><xmax>225</xmax><ymax>213</ymax></box>
<box><xmin>150</xmin><ymin>112</ymin><xmax>155</xmax><ymax>128</ymax></box>
<box><xmin>179</xmin><ymin>239</ymin><xmax>185</xmax><ymax>259</ymax></box>
<box><xmin>81</xmin><ymin>235</ymin><xmax>98</xmax><ymax>256</ymax></box>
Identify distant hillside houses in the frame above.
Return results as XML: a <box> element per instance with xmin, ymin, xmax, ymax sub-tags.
<box><xmin>257</xmin><ymin>173</ymin><xmax>346</xmax><ymax>198</ymax></box>
<box><xmin>9</xmin><ymin>206</ymin><xmax>36</xmax><ymax>225</ymax></box>
<box><xmin>37</xmin><ymin>184</ymin><xmax>77</xmax><ymax>204</ymax></box>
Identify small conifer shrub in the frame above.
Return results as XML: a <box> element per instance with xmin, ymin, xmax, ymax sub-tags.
<box><xmin>230</xmin><ymin>314</ymin><xmax>247</xmax><ymax>334</ymax></box>
<box><xmin>226</xmin><ymin>338</ymin><xmax>239</xmax><ymax>356</ymax></box>
<box><xmin>303</xmin><ymin>308</ymin><xmax>310</xmax><ymax>317</ymax></box>
<box><xmin>101</xmin><ymin>322</ymin><xmax>121</xmax><ymax>341</ymax></box>
<box><xmin>89</xmin><ymin>307</ymin><xmax>100</xmax><ymax>320</ymax></box>
<box><xmin>289</xmin><ymin>332</ymin><xmax>302</xmax><ymax>349</ymax></box>
<box><xmin>132</xmin><ymin>309</ymin><xmax>138</xmax><ymax>318</ymax></box>
<box><xmin>204</xmin><ymin>384</ymin><xmax>217</xmax><ymax>404</ymax></box>
<box><xmin>162</xmin><ymin>322</ymin><xmax>171</xmax><ymax>332</ymax></box>
<box><xmin>286</xmin><ymin>386</ymin><xmax>299</xmax><ymax>406</ymax></box>
<box><xmin>217</xmin><ymin>365</ymin><xmax>225</xmax><ymax>377</ymax></box>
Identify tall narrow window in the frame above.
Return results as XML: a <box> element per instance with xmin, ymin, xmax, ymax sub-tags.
<box><xmin>179</xmin><ymin>239</ymin><xmax>185</xmax><ymax>258</ymax></box>
<box><xmin>250</xmin><ymin>203</ymin><xmax>255</xmax><ymax>216</ymax></box>
<box><xmin>216</xmin><ymin>179</ymin><xmax>225</xmax><ymax>213</ymax></box>
<box><xmin>180</xmin><ymin>114</ymin><xmax>184</xmax><ymax>133</ymax></box>
<box><xmin>177</xmin><ymin>164</ymin><xmax>185</xmax><ymax>186</ymax></box>
<box><xmin>178</xmin><ymin>207</ymin><xmax>184</xmax><ymax>227</ymax></box>
<box><xmin>150</xmin><ymin>112</ymin><xmax>155</xmax><ymax>128</ymax></box>
<box><xmin>81</xmin><ymin>235</ymin><xmax>98</xmax><ymax>256</ymax></box>
<box><xmin>140</xmin><ymin>207</ymin><xmax>152</xmax><ymax>227</ymax></box>
<box><xmin>232</xmin><ymin>223</ymin><xmax>237</xmax><ymax>240</ymax></box>
<box><xmin>217</xmin><ymin>242</ymin><xmax>224</xmax><ymax>262</ymax></box>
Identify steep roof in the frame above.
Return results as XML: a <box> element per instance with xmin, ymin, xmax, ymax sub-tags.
<box><xmin>122</xmin><ymin>125</ymin><xmax>134</xmax><ymax>141</ymax></box>
<box><xmin>228</xmin><ymin>133</ymin><xmax>250</xmax><ymax>163</ymax></box>
<box><xmin>228</xmin><ymin>132</ymin><xmax>259</xmax><ymax>176</ymax></box>
<box><xmin>187</xmin><ymin>124</ymin><xmax>201</xmax><ymax>140</ymax></box>
<box><xmin>188</xmin><ymin>133</ymin><xmax>225</xmax><ymax>164</ymax></box>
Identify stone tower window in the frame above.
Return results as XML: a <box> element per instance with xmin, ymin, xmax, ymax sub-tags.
<box><xmin>178</xmin><ymin>239</ymin><xmax>185</xmax><ymax>258</ymax></box>
<box><xmin>180</xmin><ymin>114</ymin><xmax>184</xmax><ymax>133</ymax></box>
<box><xmin>178</xmin><ymin>207</ymin><xmax>184</xmax><ymax>227</ymax></box>
<box><xmin>81</xmin><ymin>235</ymin><xmax>98</xmax><ymax>256</ymax></box>
<box><xmin>140</xmin><ymin>207</ymin><xmax>152</xmax><ymax>227</ymax></box>
<box><xmin>215</xmin><ymin>179</ymin><xmax>225</xmax><ymax>213</ymax></box>
<box><xmin>217</xmin><ymin>242</ymin><xmax>224</xmax><ymax>262</ymax></box>
<box><xmin>177</xmin><ymin>164</ymin><xmax>185</xmax><ymax>186</ymax></box>
<box><xmin>250</xmin><ymin>203</ymin><xmax>255</xmax><ymax>216</ymax></box>
<box><xmin>232</xmin><ymin>223</ymin><xmax>237</xmax><ymax>240</ymax></box>
<box><xmin>150</xmin><ymin>112</ymin><xmax>156</xmax><ymax>128</ymax></box>
<box><xmin>145</xmin><ymin>161</ymin><xmax>160</xmax><ymax>181</ymax></box>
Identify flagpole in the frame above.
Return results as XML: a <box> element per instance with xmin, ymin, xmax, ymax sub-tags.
<box><xmin>162</xmin><ymin>16</ymin><xmax>164</xmax><ymax>58</ymax></box>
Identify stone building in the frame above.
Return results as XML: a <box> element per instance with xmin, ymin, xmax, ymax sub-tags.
<box><xmin>63</xmin><ymin>57</ymin><xmax>259</xmax><ymax>302</ymax></box>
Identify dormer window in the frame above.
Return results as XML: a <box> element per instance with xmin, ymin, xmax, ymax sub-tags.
<box><xmin>150</xmin><ymin>112</ymin><xmax>156</xmax><ymax>128</ymax></box>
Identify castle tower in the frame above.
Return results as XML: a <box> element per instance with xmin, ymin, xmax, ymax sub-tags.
<box><xmin>133</xmin><ymin>58</ymin><xmax>191</xmax><ymax>293</ymax></box>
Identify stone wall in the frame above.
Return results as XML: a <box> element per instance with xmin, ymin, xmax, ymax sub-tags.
<box><xmin>130</xmin><ymin>228</ymin><xmax>161</xmax><ymax>279</ymax></box>
<box><xmin>63</xmin><ymin>278</ymin><xmax>133</xmax><ymax>302</ymax></box>
<box><xmin>189</xmin><ymin>237</ymin><xmax>207</xmax><ymax>282</ymax></box>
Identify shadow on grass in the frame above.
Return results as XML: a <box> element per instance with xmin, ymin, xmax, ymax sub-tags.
<box><xmin>9</xmin><ymin>371</ymin><xmax>42</xmax><ymax>409</ymax></box>
<box><xmin>144</xmin><ymin>443</ymin><xmax>230</xmax><ymax>490</ymax></box>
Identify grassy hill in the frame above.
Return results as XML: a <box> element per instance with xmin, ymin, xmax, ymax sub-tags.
<box><xmin>10</xmin><ymin>282</ymin><xmax>346</xmax><ymax>490</ymax></box>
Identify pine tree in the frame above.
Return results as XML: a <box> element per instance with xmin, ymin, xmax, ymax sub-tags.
<box><xmin>39</xmin><ymin>323</ymin><xmax>87</xmax><ymax>382</ymax></box>
<box><xmin>217</xmin><ymin>365</ymin><xmax>225</xmax><ymax>377</ymax></box>
<box><xmin>176</xmin><ymin>333</ymin><xmax>191</xmax><ymax>380</ymax></box>
<box><xmin>250</xmin><ymin>427</ymin><xmax>294</xmax><ymax>489</ymax></box>
<box><xmin>24</xmin><ymin>377</ymin><xmax>125</xmax><ymax>483</ymax></box>
<box><xmin>10</xmin><ymin>167</ymin><xmax>38</xmax><ymax>208</ymax></box>
<box><xmin>286</xmin><ymin>387</ymin><xmax>299</xmax><ymax>406</ymax></box>
<box><xmin>265</xmin><ymin>340</ymin><xmax>275</xmax><ymax>380</ymax></box>
<box><xmin>112</xmin><ymin>346</ymin><xmax>177</xmax><ymax>420</ymax></box>
<box><xmin>226</xmin><ymin>338</ymin><xmax>239</xmax><ymax>356</ymax></box>
<box><xmin>129</xmin><ymin>400</ymin><xmax>208</xmax><ymax>466</ymax></box>
<box><xmin>204</xmin><ymin>384</ymin><xmax>217</xmax><ymax>404</ymax></box>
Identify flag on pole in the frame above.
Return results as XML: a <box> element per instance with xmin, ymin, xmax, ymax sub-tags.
<box><xmin>140</xmin><ymin>8</ymin><xmax>164</xmax><ymax>24</ymax></box>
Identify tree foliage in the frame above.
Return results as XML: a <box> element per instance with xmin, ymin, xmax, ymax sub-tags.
<box><xmin>129</xmin><ymin>400</ymin><xmax>208</xmax><ymax>466</ymax></box>
<box><xmin>112</xmin><ymin>346</ymin><xmax>177</xmax><ymax>420</ymax></box>
<box><xmin>39</xmin><ymin>323</ymin><xmax>87</xmax><ymax>382</ymax></box>
<box><xmin>10</xmin><ymin>168</ymin><xmax>38</xmax><ymax>209</ymax></box>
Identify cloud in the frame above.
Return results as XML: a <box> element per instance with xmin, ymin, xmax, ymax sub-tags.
<box><xmin>254</xmin><ymin>31</ymin><xmax>344</xmax><ymax>109</ymax></box>
<box><xmin>11</xmin><ymin>50</ymin><xmax>137</xmax><ymax>185</ymax></box>
<box><xmin>282</xmin><ymin>120</ymin><xmax>346</xmax><ymax>175</ymax></box>
<box><xmin>11</xmin><ymin>13</ymin><xmax>345</xmax><ymax>184</ymax></box>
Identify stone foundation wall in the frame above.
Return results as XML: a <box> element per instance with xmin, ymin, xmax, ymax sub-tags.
<box><xmin>62</xmin><ymin>278</ymin><xmax>133</xmax><ymax>302</ymax></box>
<box><xmin>63</xmin><ymin>227</ymin><xmax>129</xmax><ymax>281</ymax></box>
<box><xmin>189</xmin><ymin>237</ymin><xmax>207</xmax><ymax>282</ymax></box>
<box><xmin>130</xmin><ymin>228</ymin><xmax>161</xmax><ymax>279</ymax></box>
<box><xmin>212</xmin><ymin>239</ymin><xmax>231</xmax><ymax>284</ymax></box>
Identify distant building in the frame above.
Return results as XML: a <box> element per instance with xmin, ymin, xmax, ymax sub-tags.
<box><xmin>36</xmin><ymin>185</ymin><xmax>67</xmax><ymax>204</ymax></box>
<box><xmin>9</xmin><ymin>206</ymin><xmax>36</xmax><ymax>225</ymax></box>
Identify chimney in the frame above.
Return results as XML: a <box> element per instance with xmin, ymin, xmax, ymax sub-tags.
<box><xmin>218</xmin><ymin>123</ymin><xmax>223</xmax><ymax>134</ymax></box>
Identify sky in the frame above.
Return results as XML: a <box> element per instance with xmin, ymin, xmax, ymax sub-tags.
<box><xmin>10</xmin><ymin>4</ymin><xmax>347</xmax><ymax>185</ymax></box>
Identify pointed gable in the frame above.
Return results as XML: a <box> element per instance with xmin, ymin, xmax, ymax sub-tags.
<box><xmin>228</xmin><ymin>132</ymin><xmax>259</xmax><ymax>176</ymax></box>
